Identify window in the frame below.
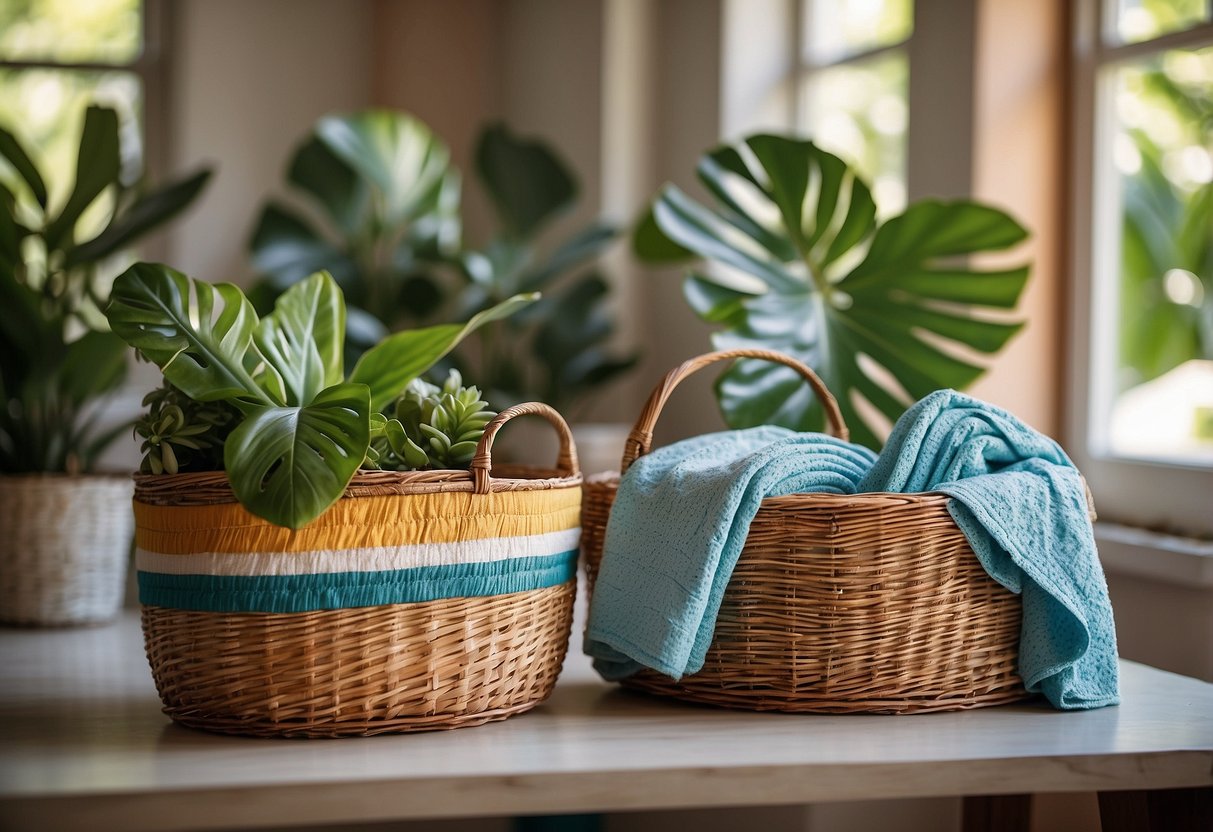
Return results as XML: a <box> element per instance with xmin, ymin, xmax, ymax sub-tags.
<box><xmin>1070</xmin><ymin>0</ymin><xmax>1213</xmax><ymax>535</ymax></box>
<box><xmin>796</xmin><ymin>0</ymin><xmax>912</xmax><ymax>215</ymax></box>
<box><xmin>0</xmin><ymin>0</ymin><xmax>162</xmax><ymax>228</ymax></box>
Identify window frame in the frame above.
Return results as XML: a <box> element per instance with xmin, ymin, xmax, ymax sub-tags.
<box><xmin>0</xmin><ymin>0</ymin><xmax>168</xmax><ymax>182</ymax></box>
<box><xmin>1067</xmin><ymin>0</ymin><xmax>1213</xmax><ymax>537</ymax></box>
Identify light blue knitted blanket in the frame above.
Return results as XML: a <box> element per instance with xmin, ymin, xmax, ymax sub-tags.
<box><xmin>858</xmin><ymin>389</ymin><xmax>1119</xmax><ymax>709</ymax></box>
<box><xmin>584</xmin><ymin>390</ymin><xmax>1119</xmax><ymax>710</ymax></box>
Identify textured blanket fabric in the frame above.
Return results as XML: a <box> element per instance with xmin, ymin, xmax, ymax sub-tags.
<box><xmin>585</xmin><ymin>390</ymin><xmax>1118</xmax><ymax>710</ymax></box>
<box><xmin>584</xmin><ymin>426</ymin><xmax>877</xmax><ymax>681</ymax></box>
<box><xmin>858</xmin><ymin>390</ymin><xmax>1120</xmax><ymax>709</ymax></box>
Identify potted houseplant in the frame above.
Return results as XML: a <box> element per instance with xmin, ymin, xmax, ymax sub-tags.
<box><xmin>634</xmin><ymin>133</ymin><xmax>1031</xmax><ymax>448</ymax></box>
<box><xmin>105</xmin><ymin>266</ymin><xmax>583</xmax><ymax>737</ymax></box>
<box><xmin>0</xmin><ymin>104</ymin><xmax>211</xmax><ymax>626</ymax></box>
<box><xmin>247</xmin><ymin>109</ymin><xmax>461</xmax><ymax>357</ymax></box>
<box><xmin>249</xmin><ymin>112</ymin><xmax>637</xmax><ymax>467</ymax></box>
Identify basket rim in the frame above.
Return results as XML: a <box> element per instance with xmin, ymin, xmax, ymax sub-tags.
<box><xmin>133</xmin><ymin>466</ymin><xmax>582</xmax><ymax>506</ymax></box>
<box><xmin>582</xmin><ymin>472</ymin><xmax>954</xmax><ymax>508</ymax></box>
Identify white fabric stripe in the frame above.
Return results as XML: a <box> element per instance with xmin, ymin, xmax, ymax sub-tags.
<box><xmin>136</xmin><ymin>527</ymin><xmax>582</xmax><ymax>577</ymax></box>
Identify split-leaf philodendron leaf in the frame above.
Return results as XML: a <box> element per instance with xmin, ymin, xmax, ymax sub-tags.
<box><xmin>635</xmin><ymin>134</ymin><xmax>1031</xmax><ymax>448</ymax></box>
<box><xmin>106</xmin><ymin>264</ymin><xmax>535</xmax><ymax>529</ymax></box>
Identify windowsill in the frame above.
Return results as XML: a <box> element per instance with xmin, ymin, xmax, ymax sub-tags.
<box><xmin>1096</xmin><ymin>522</ymin><xmax>1213</xmax><ymax>589</ymax></box>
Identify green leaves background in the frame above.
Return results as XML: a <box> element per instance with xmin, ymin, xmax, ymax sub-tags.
<box><xmin>636</xmin><ymin>134</ymin><xmax>1030</xmax><ymax>448</ymax></box>
<box><xmin>0</xmin><ymin>104</ymin><xmax>211</xmax><ymax>473</ymax></box>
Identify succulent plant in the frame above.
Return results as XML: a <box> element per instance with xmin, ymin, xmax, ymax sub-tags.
<box><xmin>372</xmin><ymin>370</ymin><xmax>495</xmax><ymax>471</ymax></box>
<box><xmin>133</xmin><ymin>382</ymin><xmax>238</xmax><ymax>475</ymax></box>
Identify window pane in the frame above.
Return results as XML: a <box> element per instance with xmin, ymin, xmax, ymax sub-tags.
<box><xmin>800</xmin><ymin>50</ymin><xmax>908</xmax><ymax>216</ymax></box>
<box><xmin>1114</xmin><ymin>0</ymin><xmax>1210</xmax><ymax>46</ymax></box>
<box><xmin>0</xmin><ymin>69</ymin><xmax>142</xmax><ymax>238</ymax></box>
<box><xmin>803</xmin><ymin>0</ymin><xmax>913</xmax><ymax>64</ymax></box>
<box><xmin>1105</xmin><ymin>46</ymin><xmax>1213</xmax><ymax>464</ymax></box>
<box><xmin>0</xmin><ymin>0</ymin><xmax>141</xmax><ymax>64</ymax></box>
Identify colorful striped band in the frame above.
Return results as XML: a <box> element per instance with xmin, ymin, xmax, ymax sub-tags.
<box><xmin>134</xmin><ymin>487</ymin><xmax>581</xmax><ymax>614</ymax></box>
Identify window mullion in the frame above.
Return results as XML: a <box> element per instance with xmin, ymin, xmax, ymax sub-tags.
<box><xmin>1098</xmin><ymin>21</ymin><xmax>1213</xmax><ymax>64</ymax></box>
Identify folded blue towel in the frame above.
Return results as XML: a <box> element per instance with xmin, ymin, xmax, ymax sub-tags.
<box><xmin>858</xmin><ymin>389</ymin><xmax>1119</xmax><ymax>710</ymax></box>
<box><xmin>584</xmin><ymin>426</ymin><xmax>877</xmax><ymax>681</ymax></box>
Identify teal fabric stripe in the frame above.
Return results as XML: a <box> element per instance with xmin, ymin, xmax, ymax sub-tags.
<box><xmin>138</xmin><ymin>550</ymin><xmax>578</xmax><ymax>613</ymax></box>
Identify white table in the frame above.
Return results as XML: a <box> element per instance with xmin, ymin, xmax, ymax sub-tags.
<box><xmin>0</xmin><ymin>612</ymin><xmax>1210</xmax><ymax>832</ymax></box>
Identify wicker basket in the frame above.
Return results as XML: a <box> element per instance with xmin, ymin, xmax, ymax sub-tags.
<box><xmin>134</xmin><ymin>402</ymin><xmax>581</xmax><ymax>737</ymax></box>
<box><xmin>583</xmin><ymin>349</ymin><xmax>1029</xmax><ymax>714</ymax></box>
<box><xmin>0</xmin><ymin>474</ymin><xmax>133</xmax><ymax>626</ymax></box>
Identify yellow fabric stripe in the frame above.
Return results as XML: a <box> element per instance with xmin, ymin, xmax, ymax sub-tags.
<box><xmin>135</xmin><ymin>487</ymin><xmax>581</xmax><ymax>555</ymax></box>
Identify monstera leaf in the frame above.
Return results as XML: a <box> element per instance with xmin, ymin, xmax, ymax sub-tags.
<box><xmin>249</xmin><ymin>110</ymin><xmax>461</xmax><ymax>335</ymax></box>
<box><xmin>106</xmin><ymin>264</ymin><xmax>536</xmax><ymax>528</ymax></box>
<box><xmin>447</xmin><ymin>123</ymin><xmax>633</xmax><ymax>411</ymax></box>
<box><xmin>224</xmin><ymin>383</ymin><xmax>370</xmax><ymax>530</ymax></box>
<box><xmin>107</xmin><ymin>263</ymin><xmax>272</xmax><ymax>408</ymax></box>
<box><xmin>254</xmin><ymin>270</ymin><xmax>346</xmax><ymax>406</ymax></box>
<box><xmin>636</xmin><ymin>135</ymin><xmax>1030</xmax><ymax>448</ymax></box>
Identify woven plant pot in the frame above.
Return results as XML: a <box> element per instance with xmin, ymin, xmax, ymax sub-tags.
<box><xmin>133</xmin><ymin>403</ymin><xmax>581</xmax><ymax>738</ymax></box>
<box><xmin>583</xmin><ymin>349</ymin><xmax>1029</xmax><ymax>714</ymax></box>
<box><xmin>0</xmin><ymin>474</ymin><xmax>133</xmax><ymax>626</ymax></box>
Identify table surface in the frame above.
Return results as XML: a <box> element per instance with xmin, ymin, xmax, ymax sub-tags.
<box><xmin>1</xmin><ymin>612</ymin><xmax>1210</xmax><ymax>832</ymax></box>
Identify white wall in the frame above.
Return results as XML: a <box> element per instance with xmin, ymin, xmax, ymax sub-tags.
<box><xmin>165</xmin><ymin>0</ymin><xmax>374</xmax><ymax>284</ymax></box>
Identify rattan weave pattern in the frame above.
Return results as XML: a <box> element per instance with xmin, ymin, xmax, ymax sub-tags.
<box><xmin>0</xmin><ymin>474</ymin><xmax>133</xmax><ymax>626</ymax></box>
<box><xmin>142</xmin><ymin>581</ymin><xmax>575</xmax><ymax>737</ymax></box>
<box><xmin>581</xmin><ymin>349</ymin><xmax>1028</xmax><ymax>714</ymax></box>
<box><xmin>135</xmin><ymin>402</ymin><xmax>582</xmax><ymax>736</ymax></box>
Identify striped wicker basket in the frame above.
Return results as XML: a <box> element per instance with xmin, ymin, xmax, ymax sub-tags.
<box><xmin>134</xmin><ymin>402</ymin><xmax>581</xmax><ymax>738</ymax></box>
<box><xmin>582</xmin><ymin>349</ymin><xmax>1030</xmax><ymax>714</ymax></box>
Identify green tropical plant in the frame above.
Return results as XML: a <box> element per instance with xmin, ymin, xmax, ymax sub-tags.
<box><xmin>250</xmin><ymin>111</ymin><xmax>636</xmax><ymax>415</ymax></box>
<box><xmin>448</xmin><ymin>123</ymin><xmax>637</xmax><ymax>414</ymax></box>
<box><xmin>248</xmin><ymin>110</ymin><xmax>460</xmax><ymax>355</ymax></box>
<box><xmin>133</xmin><ymin>382</ymin><xmax>239</xmax><ymax>475</ymax></box>
<box><xmin>1118</xmin><ymin>67</ymin><xmax>1212</xmax><ymax>390</ymax></box>
<box><xmin>106</xmin><ymin>265</ymin><xmax>532</xmax><ymax>530</ymax></box>
<box><xmin>634</xmin><ymin>134</ymin><xmax>1030</xmax><ymax>448</ymax></box>
<box><xmin>370</xmin><ymin>370</ymin><xmax>495</xmax><ymax>471</ymax></box>
<box><xmin>0</xmin><ymin>104</ymin><xmax>211</xmax><ymax>473</ymax></box>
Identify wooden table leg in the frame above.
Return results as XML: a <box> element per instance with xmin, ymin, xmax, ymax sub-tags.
<box><xmin>1099</xmin><ymin>787</ymin><xmax>1213</xmax><ymax>832</ymax></box>
<box><xmin>962</xmin><ymin>794</ymin><xmax>1032</xmax><ymax>832</ymax></box>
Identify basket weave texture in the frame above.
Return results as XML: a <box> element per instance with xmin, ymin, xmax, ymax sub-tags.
<box><xmin>135</xmin><ymin>402</ymin><xmax>581</xmax><ymax>737</ymax></box>
<box><xmin>0</xmin><ymin>474</ymin><xmax>132</xmax><ymax>626</ymax></box>
<box><xmin>582</xmin><ymin>349</ymin><xmax>1029</xmax><ymax>714</ymax></box>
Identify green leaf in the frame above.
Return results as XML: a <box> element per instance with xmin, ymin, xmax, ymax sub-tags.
<box><xmin>253</xmin><ymin>271</ymin><xmax>345</xmax><ymax>406</ymax></box>
<box><xmin>65</xmin><ymin>168</ymin><xmax>212</xmax><ymax>268</ymax></box>
<box><xmin>59</xmin><ymin>330</ymin><xmax>128</xmax><ymax>406</ymax></box>
<box><xmin>44</xmin><ymin>105</ymin><xmax>121</xmax><ymax>250</ymax></box>
<box><xmin>845</xmin><ymin>200</ymin><xmax>1028</xmax><ymax>286</ymax></box>
<box><xmin>286</xmin><ymin>135</ymin><xmax>368</xmax><ymax>235</ymax></box>
<box><xmin>682</xmin><ymin>274</ymin><xmax>756</xmax><ymax>326</ymax></box>
<box><xmin>249</xmin><ymin>202</ymin><xmax>357</xmax><ymax>288</ymax></box>
<box><xmin>651</xmin><ymin>184</ymin><xmax>803</xmax><ymax>292</ymax></box>
<box><xmin>224</xmin><ymin>383</ymin><xmax>370</xmax><ymax>529</ymax></box>
<box><xmin>0</xmin><ymin>181</ymin><xmax>27</xmax><ymax>271</ymax></box>
<box><xmin>519</xmin><ymin>220</ymin><xmax>617</xmax><ymax>292</ymax></box>
<box><xmin>633</xmin><ymin>205</ymin><xmax>694</xmax><ymax>262</ymax></box>
<box><xmin>638</xmin><ymin>135</ymin><xmax>1031</xmax><ymax>447</ymax></box>
<box><xmin>0</xmin><ymin>124</ymin><xmax>48</xmax><ymax>208</ymax></box>
<box><xmin>475</xmin><ymin>122</ymin><xmax>576</xmax><ymax>238</ymax></box>
<box><xmin>532</xmin><ymin>273</ymin><xmax>640</xmax><ymax>406</ymax></box>
<box><xmin>349</xmin><ymin>292</ymin><xmax>538</xmax><ymax>411</ymax></box>
<box><xmin>105</xmin><ymin>263</ymin><xmax>273</xmax><ymax>406</ymax></box>
<box><xmin>314</xmin><ymin>110</ymin><xmax>450</xmax><ymax>226</ymax></box>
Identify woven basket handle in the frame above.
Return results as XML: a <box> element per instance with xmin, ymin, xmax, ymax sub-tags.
<box><xmin>470</xmin><ymin>402</ymin><xmax>580</xmax><ymax>494</ymax></box>
<box><xmin>620</xmin><ymin>348</ymin><xmax>848</xmax><ymax>474</ymax></box>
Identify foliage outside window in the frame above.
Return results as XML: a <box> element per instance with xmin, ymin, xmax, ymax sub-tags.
<box><xmin>0</xmin><ymin>0</ymin><xmax>148</xmax><ymax>228</ymax></box>
<box><xmin>1094</xmin><ymin>0</ymin><xmax>1213</xmax><ymax>465</ymax></box>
